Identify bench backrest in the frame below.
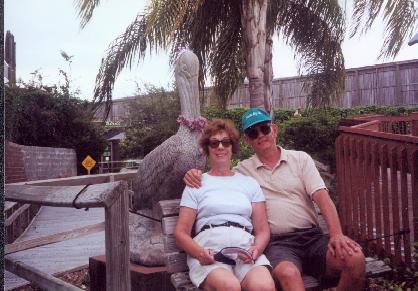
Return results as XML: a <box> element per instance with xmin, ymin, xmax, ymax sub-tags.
<box><xmin>157</xmin><ymin>199</ymin><xmax>188</xmax><ymax>274</ymax></box>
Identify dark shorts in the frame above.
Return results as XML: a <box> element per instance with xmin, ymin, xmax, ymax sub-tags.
<box><xmin>264</xmin><ymin>226</ymin><xmax>329</xmax><ymax>279</ymax></box>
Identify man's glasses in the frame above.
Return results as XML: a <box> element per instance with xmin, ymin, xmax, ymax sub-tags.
<box><xmin>208</xmin><ymin>138</ymin><xmax>232</xmax><ymax>149</ymax></box>
<box><xmin>244</xmin><ymin>123</ymin><xmax>271</xmax><ymax>140</ymax></box>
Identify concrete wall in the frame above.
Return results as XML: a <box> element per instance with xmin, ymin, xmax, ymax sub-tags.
<box><xmin>5</xmin><ymin>141</ymin><xmax>77</xmax><ymax>182</ymax></box>
<box><xmin>5</xmin><ymin>142</ymin><xmax>27</xmax><ymax>183</ymax></box>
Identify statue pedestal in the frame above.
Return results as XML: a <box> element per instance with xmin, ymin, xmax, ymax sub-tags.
<box><xmin>89</xmin><ymin>255</ymin><xmax>174</xmax><ymax>291</ymax></box>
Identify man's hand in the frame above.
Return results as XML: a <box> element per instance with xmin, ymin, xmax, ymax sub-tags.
<box><xmin>184</xmin><ymin>169</ymin><xmax>203</xmax><ymax>188</ymax></box>
<box><xmin>328</xmin><ymin>233</ymin><xmax>362</xmax><ymax>260</ymax></box>
<box><xmin>197</xmin><ymin>248</ymin><xmax>215</xmax><ymax>265</ymax></box>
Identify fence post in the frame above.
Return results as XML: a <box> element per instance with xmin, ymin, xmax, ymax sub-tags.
<box><xmin>411</xmin><ymin>112</ymin><xmax>418</xmax><ymax>136</ymax></box>
<box><xmin>105</xmin><ymin>182</ymin><xmax>131</xmax><ymax>291</ymax></box>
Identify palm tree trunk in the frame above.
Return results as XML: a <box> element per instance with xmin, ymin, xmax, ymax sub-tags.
<box><xmin>241</xmin><ymin>0</ymin><xmax>267</xmax><ymax>110</ymax></box>
<box><xmin>263</xmin><ymin>30</ymin><xmax>273</xmax><ymax>114</ymax></box>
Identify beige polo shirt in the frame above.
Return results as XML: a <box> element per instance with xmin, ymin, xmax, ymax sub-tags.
<box><xmin>235</xmin><ymin>147</ymin><xmax>326</xmax><ymax>235</ymax></box>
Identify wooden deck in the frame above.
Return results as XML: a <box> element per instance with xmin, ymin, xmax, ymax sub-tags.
<box><xmin>5</xmin><ymin>206</ymin><xmax>105</xmax><ymax>290</ymax></box>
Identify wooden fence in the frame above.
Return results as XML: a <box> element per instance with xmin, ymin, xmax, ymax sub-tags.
<box><xmin>5</xmin><ymin>171</ymin><xmax>136</xmax><ymax>291</ymax></box>
<box><xmin>223</xmin><ymin>59</ymin><xmax>418</xmax><ymax>109</ymax></box>
<box><xmin>336</xmin><ymin>113</ymin><xmax>418</xmax><ymax>267</ymax></box>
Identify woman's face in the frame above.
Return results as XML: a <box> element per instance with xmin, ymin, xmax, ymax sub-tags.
<box><xmin>207</xmin><ymin>130</ymin><xmax>233</xmax><ymax>167</ymax></box>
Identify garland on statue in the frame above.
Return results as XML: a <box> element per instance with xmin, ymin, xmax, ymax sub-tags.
<box><xmin>177</xmin><ymin>115</ymin><xmax>207</xmax><ymax>131</ymax></box>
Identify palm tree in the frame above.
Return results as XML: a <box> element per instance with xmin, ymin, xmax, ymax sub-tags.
<box><xmin>76</xmin><ymin>0</ymin><xmax>346</xmax><ymax>114</ymax></box>
<box><xmin>350</xmin><ymin>0</ymin><xmax>417</xmax><ymax>59</ymax></box>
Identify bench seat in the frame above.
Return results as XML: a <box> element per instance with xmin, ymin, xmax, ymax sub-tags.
<box><xmin>157</xmin><ymin>199</ymin><xmax>391</xmax><ymax>291</ymax></box>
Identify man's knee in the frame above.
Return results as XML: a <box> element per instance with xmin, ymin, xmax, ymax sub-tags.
<box><xmin>344</xmin><ymin>251</ymin><xmax>365</xmax><ymax>275</ymax></box>
<box><xmin>273</xmin><ymin>261</ymin><xmax>302</xmax><ymax>282</ymax></box>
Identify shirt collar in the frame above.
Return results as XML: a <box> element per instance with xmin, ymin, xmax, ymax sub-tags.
<box><xmin>252</xmin><ymin>146</ymin><xmax>288</xmax><ymax>169</ymax></box>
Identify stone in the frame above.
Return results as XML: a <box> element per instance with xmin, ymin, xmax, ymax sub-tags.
<box><xmin>129</xmin><ymin>210</ymin><xmax>165</xmax><ymax>266</ymax></box>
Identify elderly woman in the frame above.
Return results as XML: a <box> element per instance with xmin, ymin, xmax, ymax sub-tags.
<box><xmin>175</xmin><ymin>119</ymin><xmax>275</xmax><ymax>291</ymax></box>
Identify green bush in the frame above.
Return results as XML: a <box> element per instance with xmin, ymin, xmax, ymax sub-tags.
<box><xmin>278</xmin><ymin>110</ymin><xmax>341</xmax><ymax>172</ymax></box>
<box><xmin>5</xmin><ymin>84</ymin><xmax>107</xmax><ymax>175</ymax></box>
<box><xmin>367</xmin><ymin>242</ymin><xmax>418</xmax><ymax>291</ymax></box>
<box><xmin>120</xmin><ymin>86</ymin><xmax>181</xmax><ymax>159</ymax></box>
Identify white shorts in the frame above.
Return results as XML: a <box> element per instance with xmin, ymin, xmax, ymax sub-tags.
<box><xmin>187</xmin><ymin>226</ymin><xmax>271</xmax><ymax>288</ymax></box>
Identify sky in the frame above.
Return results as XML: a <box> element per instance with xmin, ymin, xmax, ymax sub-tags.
<box><xmin>5</xmin><ymin>0</ymin><xmax>418</xmax><ymax>101</ymax></box>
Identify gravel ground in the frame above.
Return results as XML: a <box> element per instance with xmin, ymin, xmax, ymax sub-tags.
<box><xmin>13</xmin><ymin>268</ymin><xmax>90</xmax><ymax>291</ymax></box>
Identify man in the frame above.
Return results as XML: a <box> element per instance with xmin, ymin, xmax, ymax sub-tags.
<box><xmin>184</xmin><ymin>108</ymin><xmax>365</xmax><ymax>291</ymax></box>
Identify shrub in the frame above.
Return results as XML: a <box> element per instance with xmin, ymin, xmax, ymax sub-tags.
<box><xmin>367</xmin><ymin>242</ymin><xmax>418</xmax><ymax>290</ymax></box>
<box><xmin>120</xmin><ymin>86</ymin><xmax>181</xmax><ymax>159</ymax></box>
<box><xmin>5</xmin><ymin>84</ymin><xmax>107</xmax><ymax>175</ymax></box>
<box><xmin>278</xmin><ymin>110</ymin><xmax>341</xmax><ymax>172</ymax></box>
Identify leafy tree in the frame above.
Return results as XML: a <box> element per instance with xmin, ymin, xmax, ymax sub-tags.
<box><xmin>75</xmin><ymin>0</ymin><xmax>345</xmax><ymax>113</ymax></box>
<box><xmin>5</xmin><ymin>83</ymin><xmax>107</xmax><ymax>174</ymax></box>
<box><xmin>350</xmin><ymin>0</ymin><xmax>418</xmax><ymax>59</ymax></box>
<box><xmin>120</xmin><ymin>85</ymin><xmax>180</xmax><ymax>159</ymax></box>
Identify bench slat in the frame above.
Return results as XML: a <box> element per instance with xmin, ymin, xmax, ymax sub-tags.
<box><xmin>164</xmin><ymin>234</ymin><xmax>182</xmax><ymax>253</ymax></box>
<box><xmin>157</xmin><ymin>199</ymin><xmax>181</xmax><ymax>218</ymax></box>
<box><xmin>166</xmin><ymin>252</ymin><xmax>188</xmax><ymax>274</ymax></box>
<box><xmin>171</xmin><ymin>272</ymin><xmax>199</xmax><ymax>291</ymax></box>
<box><xmin>162</xmin><ymin>216</ymin><xmax>179</xmax><ymax>235</ymax></box>
<box><xmin>365</xmin><ymin>257</ymin><xmax>392</xmax><ymax>276</ymax></box>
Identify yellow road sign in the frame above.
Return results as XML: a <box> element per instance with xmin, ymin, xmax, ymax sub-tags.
<box><xmin>82</xmin><ymin>155</ymin><xmax>96</xmax><ymax>173</ymax></box>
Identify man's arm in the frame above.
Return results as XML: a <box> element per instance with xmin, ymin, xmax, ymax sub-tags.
<box><xmin>313</xmin><ymin>189</ymin><xmax>362</xmax><ymax>259</ymax></box>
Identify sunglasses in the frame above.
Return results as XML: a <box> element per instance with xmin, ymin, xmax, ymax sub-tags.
<box><xmin>208</xmin><ymin>138</ymin><xmax>232</xmax><ymax>149</ymax></box>
<box><xmin>214</xmin><ymin>247</ymin><xmax>254</xmax><ymax>265</ymax></box>
<box><xmin>244</xmin><ymin>123</ymin><xmax>271</xmax><ymax>140</ymax></box>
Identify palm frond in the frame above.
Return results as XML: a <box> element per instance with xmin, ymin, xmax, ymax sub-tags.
<box><xmin>75</xmin><ymin>0</ymin><xmax>101</xmax><ymax>28</ymax></box>
<box><xmin>209</xmin><ymin>2</ymin><xmax>245</xmax><ymax>109</ymax></box>
<box><xmin>166</xmin><ymin>0</ymin><xmax>244</xmax><ymax>106</ymax></box>
<box><xmin>276</xmin><ymin>0</ymin><xmax>346</xmax><ymax>107</ymax></box>
<box><xmin>350</xmin><ymin>0</ymin><xmax>417</xmax><ymax>59</ymax></box>
<box><xmin>92</xmin><ymin>14</ymin><xmax>148</xmax><ymax>118</ymax></box>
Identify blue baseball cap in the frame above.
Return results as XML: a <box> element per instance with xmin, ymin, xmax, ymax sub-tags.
<box><xmin>242</xmin><ymin>108</ymin><xmax>272</xmax><ymax>131</ymax></box>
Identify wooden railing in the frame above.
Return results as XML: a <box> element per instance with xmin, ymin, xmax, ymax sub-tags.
<box><xmin>98</xmin><ymin>160</ymin><xmax>140</xmax><ymax>174</ymax></box>
<box><xmin>5</xmin><ymin>171</ymin><xmax>136</xmax><ymax>291</ymax></box>
<box><xmin>336</xmin><ymin>114</ymin><xmax>418</xmax><ymax>267</ymax></box>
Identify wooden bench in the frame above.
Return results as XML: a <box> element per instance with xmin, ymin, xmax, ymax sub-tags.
<box><xmin>157</xmin><ymin>199</ymin><xmax>391</xmax><ymax>291</ymax></box>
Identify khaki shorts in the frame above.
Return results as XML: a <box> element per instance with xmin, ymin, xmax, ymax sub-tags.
<box><xmin>187</xmin><ymin>226</ymin><xmax>271</xmax><ymax>288</ymax></box>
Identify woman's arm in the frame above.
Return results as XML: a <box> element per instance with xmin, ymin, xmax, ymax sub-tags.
<box><xmin>175</xmin><ymin>206</ymin><xmax>215</xmax><ymax>265</ymax></box>
<box><xmin>250</xmin><ymin>201</ymin><xmax>270</xmax><ymax>260</ymax></box>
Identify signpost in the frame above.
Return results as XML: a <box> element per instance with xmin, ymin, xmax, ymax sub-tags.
<box><xmin>82</xmin><ymin>155</ymin><xmax>96</xmax><ymax>175</ymax></box>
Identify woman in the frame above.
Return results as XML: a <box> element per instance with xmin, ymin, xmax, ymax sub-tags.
<box><xmin>175</xmin><ymin>119</ymin><xmax>275</xmax><ymax>291</ymax></box>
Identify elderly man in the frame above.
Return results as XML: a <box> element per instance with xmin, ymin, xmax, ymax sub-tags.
<box><xmin>184</xmin><ymin>108</ymin><xmax>365</xmax><ymax>291</ymax></box>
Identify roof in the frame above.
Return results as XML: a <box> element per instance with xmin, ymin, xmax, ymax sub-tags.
<box><xmin>107</xmin><ymin>132</ymin><xmax>126</xmax><ymax>141</ymax></box>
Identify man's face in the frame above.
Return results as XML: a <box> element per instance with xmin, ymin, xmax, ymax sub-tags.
<box><xmin>244</xmin><ymin>122</ymin><xmax>279</xmax><ymax>153</ymax></box>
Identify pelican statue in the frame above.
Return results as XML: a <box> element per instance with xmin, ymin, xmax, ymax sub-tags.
<box><xmin>132</xmin><ymin>50</ymin><xmax>206</xmax><ymax>210</ymax></box>
<box><xmin>129</xmin><ymin>50</ymin><xmax>207</xmax><ymax>265</ymax></box>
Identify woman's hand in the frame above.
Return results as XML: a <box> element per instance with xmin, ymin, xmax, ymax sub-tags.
<box><xmin>247</xmin><ymin>245</ymin><xmax>260</xmax><ymax>261</ymax></box>
<box><xmin>197</xmin><ymin>248</ymin><xmax>215</xmax><ymax>265</ymax></box>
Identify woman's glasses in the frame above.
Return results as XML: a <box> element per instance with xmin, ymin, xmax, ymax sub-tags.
<box><xmin>244</xmin><ymin>123</ymin><xmax>271</xmax><ymax>140</ymax></box>
<box><xmin>208</xmin><ymin>138</ymin><xmax>232</xmax><ymax>149</ymax></box>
